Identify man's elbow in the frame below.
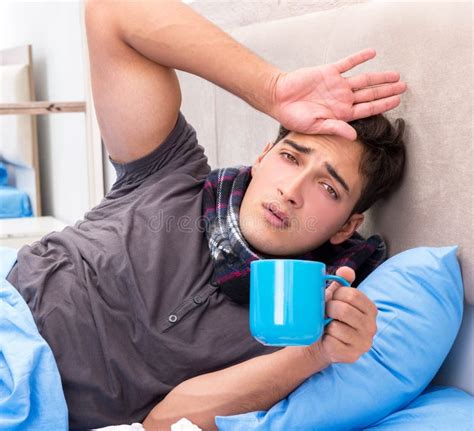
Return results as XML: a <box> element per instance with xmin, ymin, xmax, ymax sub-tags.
<box><xmin>84</xmin><ymin>0</ymin><xmax>105</xmax><ymax>18</ymax></box>
<box><xmin>84</xmin><ymin>0</ymin><xmax>127</xmax><ymax>50</ymax></box>
<box><xmin>84</xmin><ymin>0</ymin><xmax>118</xmax><ymax>34</ymax></box>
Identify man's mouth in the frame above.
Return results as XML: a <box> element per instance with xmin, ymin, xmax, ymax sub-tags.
<box><xmin>262</xmin><ymin>203</ymin><xmax>290</xmax><ymax>228</ymax></box>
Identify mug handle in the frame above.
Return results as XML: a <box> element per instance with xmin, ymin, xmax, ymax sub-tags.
<box><xmin>323</xmin><ymin>274</ymin><xmax>351</xmax><ymax>326</ymax></box>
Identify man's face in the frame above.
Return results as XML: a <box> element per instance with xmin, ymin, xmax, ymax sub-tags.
<box><xmin>239</xmin><ymin>132</ymin><xmax>365</xmax><ymax>256</ymax></box>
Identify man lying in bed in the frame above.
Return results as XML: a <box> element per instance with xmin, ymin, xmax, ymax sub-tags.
<box><xmin>5</xmin><ymin>0</ymin><xmax>407</xmax><ymax>429</ymax></box>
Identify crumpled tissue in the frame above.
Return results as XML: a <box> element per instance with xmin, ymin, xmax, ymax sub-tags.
<box><xmin>94</xmin><ymin>417</ymin><xmax>202</xmax><ymax>431</ymax></box>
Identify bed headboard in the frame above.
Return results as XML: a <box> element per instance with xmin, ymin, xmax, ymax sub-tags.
<box><xmin>0</xmin><ymin>44</ymin><xmax>41</xmax><ymax>216</ymax></box>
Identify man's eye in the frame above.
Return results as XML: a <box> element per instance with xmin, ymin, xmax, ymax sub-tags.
<box><xmin>323</xmin><ymin>183</ymin><xmax>338</xmax><ymax>199</ymax></box>
<box><xmin>281</xmin><ymin>152</ymin><xmax>298</xmax><ymax>164</ymax></box>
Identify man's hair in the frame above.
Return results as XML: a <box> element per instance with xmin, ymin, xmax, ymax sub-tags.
<box><xmin>273</xmin><ymin>115</ymin><xmax>406</xmax><ymax>215</ymax></box>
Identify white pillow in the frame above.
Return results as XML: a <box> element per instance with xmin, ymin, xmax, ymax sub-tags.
<box><xmin>0</xmin><ymin>64</ymin><xmax>35</xmax><ymax>167</ymax></box>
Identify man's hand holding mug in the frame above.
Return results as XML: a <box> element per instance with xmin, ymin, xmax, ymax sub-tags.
<box><xmin>308</xmin><ymin>266</ymin><xmax>378</xmax><ymax>367</ymax></box>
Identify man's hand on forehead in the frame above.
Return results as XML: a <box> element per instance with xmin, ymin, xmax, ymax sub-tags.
<box><xmin>270</xmin><ymin>48</ymin><xmax>407</xmax><ymax>141</ymax></box>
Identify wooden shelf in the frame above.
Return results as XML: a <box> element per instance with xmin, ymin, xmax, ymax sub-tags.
<box><xmin>0</xmin><ymin>101</ymin><xmax>86</xmax><ymax>115</ymax></box>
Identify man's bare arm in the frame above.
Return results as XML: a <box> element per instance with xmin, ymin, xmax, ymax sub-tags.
<box><xmin>142</xmin><ymin>346</ymin><xmax>330</xmax><ymax>431</ymax></box>
<box><xmin>143</xmin><ymin>267</ymin><xmax>377</xmax><ymax>431</ymax></box>
<box><xmin>85</xmin><ymin>0</ymin><xmax>278</xmax><ymax>164</ymax></box>
<box><xmin>85</xmin><ymin>0</ymin><xmax>406</xmax><ymax>163</ymax></box>
<box><xmin>93</xmin><ymin>0</ymin><xmax>279</xmax><ymax>115</ymax></box>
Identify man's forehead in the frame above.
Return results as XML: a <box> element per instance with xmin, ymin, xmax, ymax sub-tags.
<box><xmin>283</xmin><ymin>132</ymin><xmax>363</xmax><ymax>165</ymax></box>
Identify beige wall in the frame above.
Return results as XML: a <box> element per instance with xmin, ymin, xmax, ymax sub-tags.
<box><xmin>187</xmin><ymin>0</ymin><xmax>368</xmax><ymax>29</ymax></box>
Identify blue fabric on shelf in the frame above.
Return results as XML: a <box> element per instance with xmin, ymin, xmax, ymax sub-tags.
<box><xmin>0</xmin><ymin>246</ymin><xmax>68</xmax><ymax>431</ymax></box>
<box><xmin>0</xmin><ymin>162</ymin><xmax>33</xmax><ymax>218</ymax></box>
<box><xmin>215</xmin><ymin>246</ymin><xmax>465</xmax><ymax>430</ymax></box>
<box><xmin>0</xmin><ymin>162</ymin><xmax>7</xmax><ymax>186</ymax></box>
<box><xmin>0</xmin><ymin>186</ymin><xmax>33</xmax><ymax>218</ymax></box>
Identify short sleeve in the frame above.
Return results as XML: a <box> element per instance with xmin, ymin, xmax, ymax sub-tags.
<box><xmin>105</xmin><ymin>112</ymin><xmax>210</xmax><ymax>198</ymax></box>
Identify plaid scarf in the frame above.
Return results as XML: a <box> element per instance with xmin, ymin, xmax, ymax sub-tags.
<box><xmin>202</xmin><ymin>165</ymin><xmax>387</xmax><ymax>304</ymax></box>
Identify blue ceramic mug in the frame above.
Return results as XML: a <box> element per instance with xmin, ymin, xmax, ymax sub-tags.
<box><xmin>250</xmin><ymin>259</ymin><xmax>351</xmax><ymax>346</ymax></box>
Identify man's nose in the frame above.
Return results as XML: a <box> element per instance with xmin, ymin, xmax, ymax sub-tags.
<box><xmin>278</xmin><ymin>173</ymin><xmax>306</xmax><ymax>208</ymax></box>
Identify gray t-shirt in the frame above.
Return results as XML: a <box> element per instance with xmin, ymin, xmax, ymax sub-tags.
<box><xmin>7</xmin><ymin>112</ymin><xmax>281</xmax><ymax>429</ymax></box>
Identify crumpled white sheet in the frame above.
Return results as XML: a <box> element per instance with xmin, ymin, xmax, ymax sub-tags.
<box><xmin>170</xmin><ymin>418</ymin><xmax>203</xmax><ymax>431</ymax></box>
<box><xmin>93</xmin><ymin>423</ymin><xmax>144</xmax><ymax>431</ymax></box>
<box><xmin>94</xmin><ymin>417</ymin><xmax>202</xmax><ymax>431</ymax></box>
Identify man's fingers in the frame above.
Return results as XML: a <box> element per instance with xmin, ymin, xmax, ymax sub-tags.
<box><xmin>326</xmin><ymin>266</ymin><xmax>355</xmax><ymax>294</ymax></box>
<box><xmin>347</xmin><ymin>71</ymin><xmax>401</xmax><ymax>90</ymax></box>
<box><xmin>326</xmin><ymin>300</ymin><xmax>365</xmax><ymax>330</ymax></box>
<box><xmin>313</xmin><ymin>119</ymin><xmax>357</xmax><ymax>141</ymax></box>
<box><xmin>353</xmin><ymin>82</ymin><xmax>407</xmax><ymax>103</ymax></box>
<box><xmin>325</xmin><ymin>266</ymin><xmax>355</xmax><ymax>302</ymax></box>
<box><xmin>351</xmin><ymin>95</ymin><xmax>401</xmax><ymax>120</ymax></box>
<box><xmin>334</xmin><ymin>48</ymin><xmax>376</xmax><ymax>73</ymax></box>
<box><xmin>322</xmin><ymin>331</ymin><xmax>370</xmax><ymax>364</ymax></box>
<box><xmin>334</xmin><ymin>266</ymin><xmax>356</xmax><ymax>285</ymax></box>
<box><xmin>332</xmin><ymin>287</ymin><xmax>378</xmax><ymax>317</ymax></box>
<box><xmin>325</xmin><ymin>320</ymin><xmax>360</xmax><ymax>346</ymax></box>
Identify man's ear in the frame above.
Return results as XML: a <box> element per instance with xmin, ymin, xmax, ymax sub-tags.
<box><xmin>329</xmin><ymin>213</ymin><xmax>365</xmax><ymax>245</ymax></box>
<box><xmin>251</xmin><ymin>142</ymin><xmax>275</xmax><ymax>176</ymax></box>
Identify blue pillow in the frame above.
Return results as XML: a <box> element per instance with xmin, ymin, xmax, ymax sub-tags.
<box><xmin>215</xmin><ymin>246</ymin><xmax>464</xmax><ymax>430</ymax></box>
<box><xmin>366</xmin><ymin>385</ymin><xmax>474</xmax><ymax>430</ymax></box>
